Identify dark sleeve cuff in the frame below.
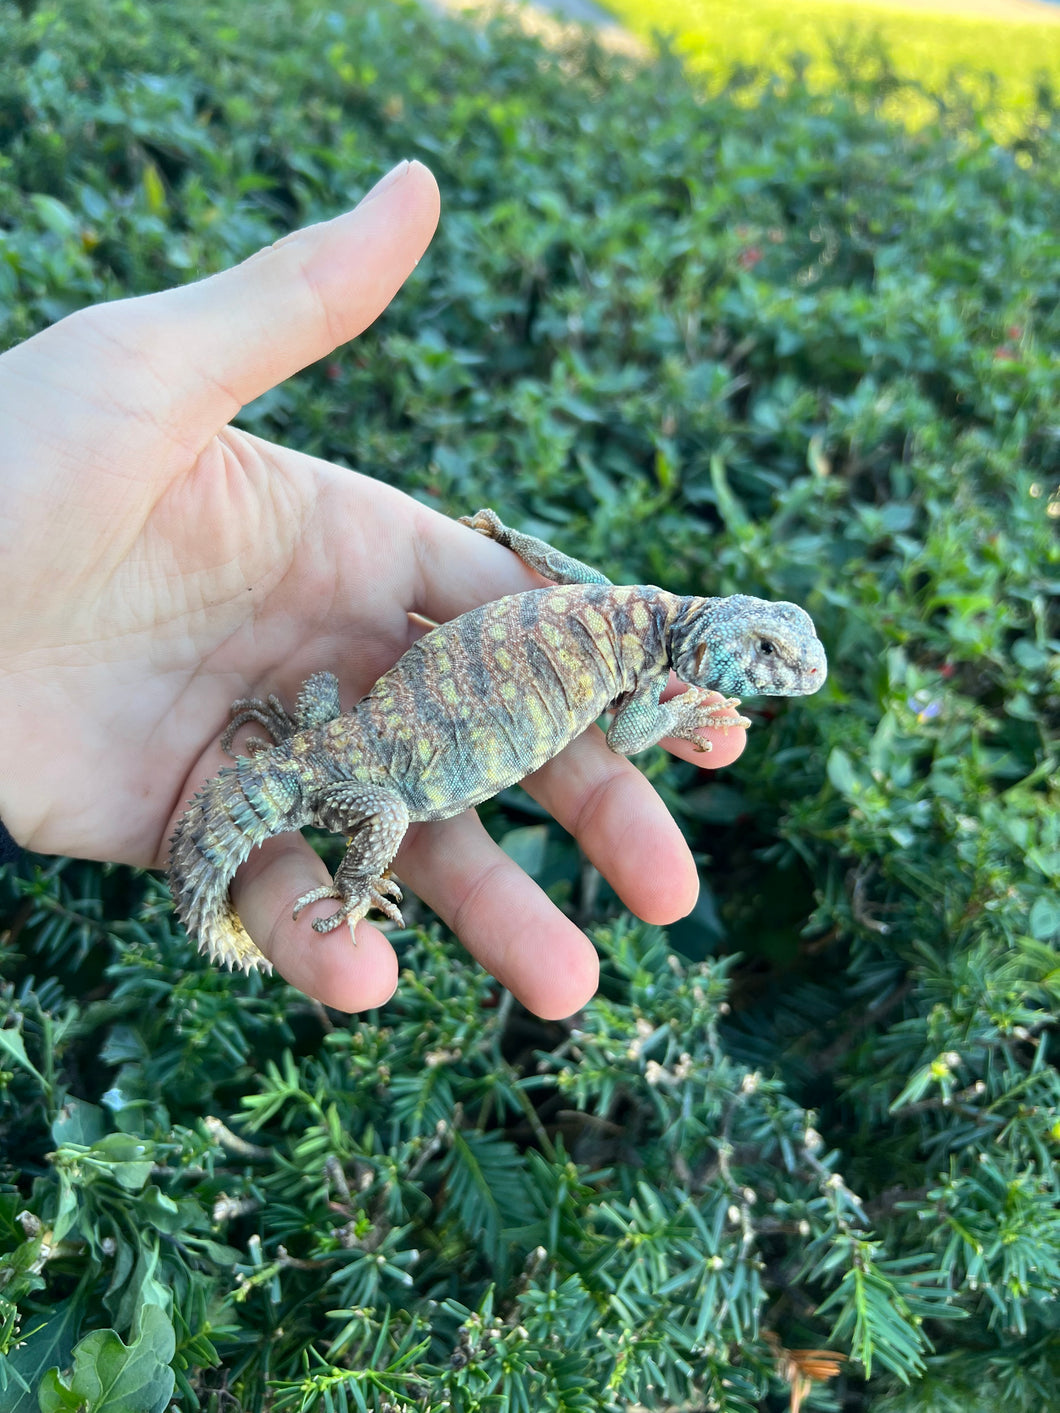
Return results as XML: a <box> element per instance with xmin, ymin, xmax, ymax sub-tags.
<box><xmin>0</xmin><ymin>817</ymin><xmax>21</xmax><ymax>866</ymax></box>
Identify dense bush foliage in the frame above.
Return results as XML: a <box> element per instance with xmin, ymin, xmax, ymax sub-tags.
<box><xmin>1</xmin><ymin>0</ymin><xmax>1058</xmax><ymax>1408</ymax></box>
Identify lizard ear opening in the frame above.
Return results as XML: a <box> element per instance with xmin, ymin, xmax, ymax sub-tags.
<box><xmin>693</xmin><ymin>642</ymin><xmax>707</xmax><ymax>677</ymax></box>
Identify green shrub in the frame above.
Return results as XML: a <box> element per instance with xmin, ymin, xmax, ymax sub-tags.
<box><xmin>1</xmin><ymin>0</ymin><xmax>1058</xmax><ymax>1409</ymax></box>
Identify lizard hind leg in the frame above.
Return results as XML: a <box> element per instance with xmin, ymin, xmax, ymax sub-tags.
<box><xmin>295</xmin><ymin>782</ymin><xmax>410</xmax><ymax>935</ymax></box>
<box><xmin>459</xmin><ymin>507</ymin><xmax>612</xmax><ymax>587</ymax></box>
<box><xmin>221</xmin><ymin>671</ymin><xmax>342</xmax><ymax>757</ymax></box>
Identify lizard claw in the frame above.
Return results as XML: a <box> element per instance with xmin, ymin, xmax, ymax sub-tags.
<box><xmin>374</xmin><ymin>876</ymin><xmax>404</xmax><ymax>905</ymax></box>
<box><xmin>366</xmin><ymin>885</ymin><xmax>405</xmax><ymax>926</ymax></box>
<box><xmin>291</xmin><ymin>878</ymin><xmax>406</xmax><ymax>933</ymax></box>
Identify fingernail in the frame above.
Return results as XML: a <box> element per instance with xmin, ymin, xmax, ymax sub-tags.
<box><xmin>359</xmin><ymin>159</ymin><xmax>410</xmax><ymax>206</ymax></box>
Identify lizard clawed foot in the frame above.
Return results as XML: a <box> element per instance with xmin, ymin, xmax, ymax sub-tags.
<box><xmin>662</xmin><ymin>690</ymin><xmax>753</xmax><ymax>754</ymax></box>
<box><xmin>221</xmin><ymin>695</ymin><xmax>298</xmax><ymax>757</ymax></box>
<box><xmin>687</xmin><ymin>691</ymin><xmax>752</xmax><ymax>733</ymax></box>
<box><xmin>291</xmin><ymin>876</ymin><xmax>406</xmax><ymax>934</ymax></box>
<box><xmin>458</xmin><ymin>508</ymin><xmax>504</xmax><ymax>540</ymax></box>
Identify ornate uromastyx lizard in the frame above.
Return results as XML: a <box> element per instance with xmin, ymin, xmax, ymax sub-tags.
<box><xmin>169</xmin><ymin>509</ymin><xmax>827</xmax><ymax>972</ymax></box>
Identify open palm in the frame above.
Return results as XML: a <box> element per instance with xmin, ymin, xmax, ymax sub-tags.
<box><xmin>0</xmin><ymin>160</ymin><xmax>745</xmax><ymax>1017</ymax></box>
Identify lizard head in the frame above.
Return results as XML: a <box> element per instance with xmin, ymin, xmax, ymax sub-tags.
<box><xmin>671</xmin><ymin>594</ymin><xmax>827</xmax><ymax>698</ymax></box>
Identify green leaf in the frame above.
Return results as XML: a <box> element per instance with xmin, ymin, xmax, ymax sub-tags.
<box><xmin>51</xmin><ymin>1100</ymin><xmax>106</xmax><ymax>1148</ymax></box>
<box><xmin>826</xmin><ymin>746</ymin><xmax>858</xmax><ymax>797</ymax></box>
<box><xmin>1028</xmin><ymin>894</ymin><xmax>1060</xmax><ymax>942</ymax></box>
<box><xmin>39</xmin><ymin>1306</ymin><xmax>175</xmax><ymax>1413</ymax></box>
<box><xmin>1</xmin><ymin>1298</ymin><xmax>84</xmax><ymax>1413</ymax></box>
<box><xmin>497</xmin><ymin>825</ymin><xmax>548</xmax><ymax>877</ymax></box>
<box><xmin>708</xmin><ymin>454</ymin><xmax>751</xmax><ymax>537</ymax></box>
<box><xmin>51</xmin><ymin>1173</ymin><xmax>79</xmax><ymax>1246</ymax></box>
<box><xmin>0</xmin><ymin>1027</ymin><xmax>46</xmax><ymax>1088</ymax></box>
<box><xmin>132</xmin><ymin>1187</ymin><xmax>183</xmax><ymax>1236</ymax></box>
<box><xmin>35</xmin><ymin>1372</ymin><xmax>81</xmax><ymax>1412</ymax></box>
<box><xmin>90</xmin><ymin>1136</ymin><xmax>154</xmax><ymax>1192</ymax></box>
<box><xmin>140</xmin><ymin>164</ymin><xmax>167</xmax><ymax>219</ymax></box>
<box><xmin>28</xmin><ymin>195</ymin><xmax>79</xmax><ymax>239</ymax></box>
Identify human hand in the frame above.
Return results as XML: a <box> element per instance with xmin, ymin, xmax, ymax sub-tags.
<box><xmin>0</xmin><ymin>158</ymin><xmax>746</xmax><ymax>1019</ymax></box>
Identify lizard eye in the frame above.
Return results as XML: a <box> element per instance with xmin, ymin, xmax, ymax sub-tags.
<box><xmin>757</xmin><ymin>639</ymin><xmax>776</xmax><ymax>656</ymax></box>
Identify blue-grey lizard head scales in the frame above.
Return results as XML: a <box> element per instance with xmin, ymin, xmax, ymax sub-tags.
<box><xmin>670</xmin><ymin>594</ymin><xmax>827</xmax><ymax>698</ymax></box>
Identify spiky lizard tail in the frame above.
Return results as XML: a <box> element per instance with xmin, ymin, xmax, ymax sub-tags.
<box><xmin>168</xmin><ymin>754</ymin><xmax>308</xmax><ymax>973</ymax></box>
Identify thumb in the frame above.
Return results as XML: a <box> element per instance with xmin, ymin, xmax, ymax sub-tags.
<box><xmin>151</xmin><ymin>158</ymin><xmax>440</xmax><ymax>423</ymax></box>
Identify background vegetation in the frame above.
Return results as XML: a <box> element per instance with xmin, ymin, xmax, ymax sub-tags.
<box><xmin>1</xmin><ymin>0</ymin><xmax>1058</xmax><ymax>1409</ymax></box>
<box><xmin>605</xmin><ymin>0</ymin><xmax>1060</xmax><ymax>141</ymax></box>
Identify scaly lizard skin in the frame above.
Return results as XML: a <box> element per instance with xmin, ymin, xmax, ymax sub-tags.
<box><xmin>169</xmin><ymin>509</ymin><xmax>827</xmax><ymax>972</ymax></box>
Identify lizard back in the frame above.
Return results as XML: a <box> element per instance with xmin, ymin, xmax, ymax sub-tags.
<box><xmin>322</xmin><ymin>582</ymin><xmax>677</xmax><ymax>821</ymax></box>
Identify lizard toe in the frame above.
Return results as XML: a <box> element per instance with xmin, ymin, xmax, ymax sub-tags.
<box><xmin>292</xmin><ymin>884</ymin><xmax>343</xmax><ymax>921</ymax></box>
<box><xmin>310</xmin><ymin>896</ymin><xmax>373</xmax><ymax>933</ymax></box>
<box><xmin>368</xmin><ymin>888</ymin><xmax>405</xmax><ymax>925</ymax></box>
<box><xmin>376</xmin><ymin>875</ymin><xmax>403</xmax><ymax>903</ymax></box>
<box><xmin>311</xmin><ymin>909</ymin><xmax>357</xmax><ymax>934</ymax></box>
<box><xmin>458</xmin><ymin>508</ymin><xmax>502</xmax><ymax>539</ymax></box>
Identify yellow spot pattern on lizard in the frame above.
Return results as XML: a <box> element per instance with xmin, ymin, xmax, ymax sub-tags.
<box><xmin>584</xmin><ymin>607</ymin><xmax>607</xmax><ymax>638</ymax></box>
<box><xmin>622</xmin><ymin>633</ymin><xmax>646</xmax><ymax>668</ymax></box>
<box><xmin>525</xmin><ymin>697</ymin><xmax>547</xmax><ymax>736</ymax></box>
<box><xmin>574</xmin><ymin>672</ymin><xmax>596</xmax><ymax>705</ymax></box>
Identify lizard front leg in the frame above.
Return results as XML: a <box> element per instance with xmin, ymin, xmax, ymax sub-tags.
<box><xmin>606</xmin><ymin>681</ymin><xmax>751</xmax><ymax>757</ymax></box>
<box><xmin>221</xmin><ymin>670</ymin><xmax>343</xmax><ymax>756</ymax></box>
<box><xmin>460</xmin><ymin>507</ymin><xmax>612</xmax><ymax>587</ymax></box>
<box><xmin>293</xmin><ymin>782</ymin><xmax>410</xmax><ymax>934</ymax></box>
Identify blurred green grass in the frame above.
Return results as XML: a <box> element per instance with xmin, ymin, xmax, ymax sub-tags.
<box><xmin>605</xmin><ymin>0</ymin><xmax>1060</xmax><ymax>141</ymax></box>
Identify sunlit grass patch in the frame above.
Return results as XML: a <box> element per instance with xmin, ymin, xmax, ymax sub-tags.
<box><xmin>605</xmin><ymin>0</ymin><xmax>1060</xmax><ymax>140</ymax></box>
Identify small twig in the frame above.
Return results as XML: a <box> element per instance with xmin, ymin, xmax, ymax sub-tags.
<box><xmin>203</xmin><ymin>1115</ymin><xmax>272</xmax><ymax>1160</ymax></box>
